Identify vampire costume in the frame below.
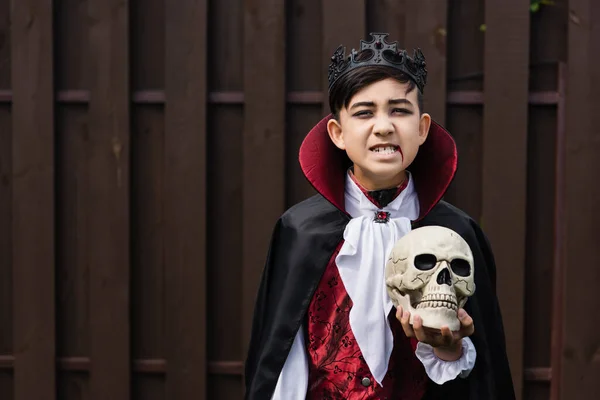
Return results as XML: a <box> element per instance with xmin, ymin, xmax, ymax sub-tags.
<box><xmin>245</xmin><ymin>33</ymin><xmax>515</xmax><ymax>400</ymax></box>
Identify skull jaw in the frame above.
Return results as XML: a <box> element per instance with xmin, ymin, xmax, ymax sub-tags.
<box><xmin>408</xmin><ymin>306</ymin><xmax>460</xmax><ymax>331</ymax></box>
<box><xmin>389</xmin><ymin>292</ymin><xmax>461</xmax><ymax>331</ymax></box>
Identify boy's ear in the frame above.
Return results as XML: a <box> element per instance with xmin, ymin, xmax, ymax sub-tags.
<box><xmin>418</xmin><ymin>113</ymin><xmax>432</xmax><ymax>145</ymax></box>
<box><xmin>327</xmin><ymin>118</ymin><xmax>346</xmax><ymax>150</ymax></box>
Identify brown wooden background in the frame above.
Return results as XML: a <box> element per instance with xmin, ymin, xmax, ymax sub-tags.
<box><xmin>0</xmin><ymin>0</ymin><xmax>598</xmax><ymax>399</ymax></box>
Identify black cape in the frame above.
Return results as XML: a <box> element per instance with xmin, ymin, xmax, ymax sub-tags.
<box><xmin>244</xmin><ymin>194</ymin><xmax>515</xmax><ymax>400</ymax></box>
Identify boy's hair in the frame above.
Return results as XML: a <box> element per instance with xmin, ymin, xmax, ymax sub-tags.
<box><xmin>329</xmin><ymin>51</ymin><xmax>424</xmax><ymax>119</ymax></box>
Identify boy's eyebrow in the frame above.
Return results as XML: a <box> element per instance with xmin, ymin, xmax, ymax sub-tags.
<box><xmin>350</xmin><ymin>101</ymin><xmax>376</xmax><ymax>109</ymax></box>
<box><xmin>350</xmin><ymin>98</ymin><xmax>413</xmax><ymax>109</ymax></box>
<box><xmin>388</xmin><ymin>98</ymin><xmax>413</xmax><ymax>106</ymax></box>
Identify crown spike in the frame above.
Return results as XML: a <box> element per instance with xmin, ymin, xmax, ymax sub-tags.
<box><xmin>328</xmin><ymin>32</ymin><xmax>426</xmax><ymax>93</ymax></box>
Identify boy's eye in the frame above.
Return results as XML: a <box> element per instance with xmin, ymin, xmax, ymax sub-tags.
<box><xmin>392</xmin><ymin>108</ymin><xmax>412</xmax><ymax>115</ymax></box>
<box><xmin>353</xmin><ymin>110</ymin><xmax>372</xmax><ymax>117</ymax></box>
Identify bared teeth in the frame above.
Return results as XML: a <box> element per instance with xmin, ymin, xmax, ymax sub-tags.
<box><xmin>371</xmin><ymin>146</ymin><xmax>397</xmax><ymax>154</ymax></box>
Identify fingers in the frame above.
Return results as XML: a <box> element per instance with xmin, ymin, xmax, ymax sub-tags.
<box><xmin>397</xmin><ymin>306</ymin><xmax>416</xmax><ymax>338</ymax></box>
<box><xmin>412</xmin><ymin>315</ymin><xmax>428</xmax><ymax>343</ymax></box>
<box><xmin>415</xmin><ymin>318</ymin><xmax>452</xmax><ymax>347</ymax></box>
<box><xmin>395</xmin><ymin>306</ymin><xmax>402</xmax><ymax>320</ymax></box>
<box><xmin>396</xmin><ymin>308</ymin><xmax>474</xmax><ymax>347</ymax></box>
<box><xmin>457</xmin><ymin>308</ymin><xmax>475</xmax><ymax>337</ymax></box>
<box><xmin>439</xmin><ymin>326</ymin><xmax>455</xmax><ymax>347</ymax></box>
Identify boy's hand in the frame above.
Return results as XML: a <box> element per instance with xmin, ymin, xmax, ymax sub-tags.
<box><xmin>396</xmin><ymin>306</ymin><xmax>474</xmax><ymax>361</ymax></box>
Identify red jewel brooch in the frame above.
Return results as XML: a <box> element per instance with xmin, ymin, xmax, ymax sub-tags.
<box><xmin>374</xmin><ymin>211</ymin><xmax>390</xmax><ymax>223</ymax></box>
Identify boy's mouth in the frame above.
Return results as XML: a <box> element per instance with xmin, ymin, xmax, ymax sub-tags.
<box><xmin>369</xmin><ymin>144</ymin><xmax>400</xmax><ymax>155</ymax></box>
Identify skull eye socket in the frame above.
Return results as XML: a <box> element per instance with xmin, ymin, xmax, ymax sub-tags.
<box><xmin>414</xmin><ymin>254</ymin><xmax>437</xmax><ymax>270</ymax></box>
<box><xmin>450</xmin><ymin>259</ymin><xmax>471</xmax><ymax>277</ymax></box>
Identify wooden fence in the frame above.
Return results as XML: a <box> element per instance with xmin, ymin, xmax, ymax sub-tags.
<box><xmin>0</xmin><ymin>0</ymin><xmax>598</xmax><ymax>399</ymax></box>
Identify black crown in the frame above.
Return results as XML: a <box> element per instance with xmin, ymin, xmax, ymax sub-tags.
<box><xmin>328</xmin><ymin>33</ymin><xmax>427</xmax><ymax>93</ymax></box>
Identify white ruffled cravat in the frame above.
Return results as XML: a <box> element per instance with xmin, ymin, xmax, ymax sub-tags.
<box><xmin>336</xmin><ymin>172</ymin><xmax>419</xmax><ymax>385</ymax></box>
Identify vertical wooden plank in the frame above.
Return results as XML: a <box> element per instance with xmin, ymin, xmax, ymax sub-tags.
<box><xmin>322</xmin><ymin>0</ymin><xmax>366</xmax><ymax>115</ymax></box>
<box><xmin>286</xmin><ymin>0</ymin><xmax>322</xmax><ymax>205</ymax></box>
<box><xmin>130</xmin><ymin>1</ymin><xmax>166</xmax><ymax>398</ymax></box>
<box><xmin>404</xmin><ymin>0</ymin><xmax>448</xmax><ymax>125</ymax></box>
<box><xmin>242</xmin><ymin>0</ymin><xmax>286</xmax><ymax>371</ymax></box>
<box><xmin>0</xmin><ymin>4</ymin><xmax>12</xmax><ymax>398</ymax></box>
<box><xmin>482</xmin><ymin>1</ymin><xmax>530</xmax><ymax>398</ymax></box>
<box><xmin>444</xmin><ymin>0</ymin><xmax>484</xmax><ymax>218</ymax></box>
<box><xmin>87</xmin><ymin>0</ymin><xmax>130</xmax><ymax>398</ymax></box>
<box><xmin>206</xmin><ymin>3</ymin><xmax>244</xmax><ymax>395</ymax></box>
<box><xmin>10</xmin><ymin>0</ymin><xmax>55</xmax><ymax>399</ymax></box>
<box><xmin>55</xmin><ymin>105</ymin><xmax>92</xmax><ymax>399</ymax></box>
<box><xmin>207</xmin><ymin>104</ymin><xmax>244</xmax><ymax>398</ymax></box>
<box><xmin>164</xmin><ymin>0</ymin><xmax>207</xmax><ymax>398</ymax></box>
<box><xmin>0</xmin><ymin>8</ymin><xmax>11</xmax><ymax>397</ymax></box>
<box><xmin>524</xmin><ymin>106</ymin><xmax>556</xmax><ymax>371</ymax></box>
<box><xmin>559</xmin><ymin>1</ymin><xmax>600</xmax><ymax>398</ymax></box>
<box><xmin>131</xmin><ymin>106</ymin><xmax>166</xmax><ymax>400</ymax></box>
<box><xmin>550</xmin><ymin>62</ymin><xmax>566</xmax><ymax>400</ymax></box>
<box><xmin>0</xmin><ymin>105</ymin><xmax>11</xmax><ymax>399</ymax></box>
<box><xmin>525</xmin><ymin>8</ymin><xmax>566</xmax><ymax>398</ymax></box>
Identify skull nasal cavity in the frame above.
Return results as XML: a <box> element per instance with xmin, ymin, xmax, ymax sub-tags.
<box><xmin>437</xmin><ymin>268</ymin><xmax>452</xmax><ymax>286</ymax></box>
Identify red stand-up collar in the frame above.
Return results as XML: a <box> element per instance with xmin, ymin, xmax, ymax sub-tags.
<box><xmin>298</xmin><ymin>114</ymin><xmax>458</xmax><ymax>220</ymax></box>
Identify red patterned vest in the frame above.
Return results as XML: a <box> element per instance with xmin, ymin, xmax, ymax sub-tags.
<box><xmin>305</xmin><ymin>245</ymin><xmax>428</xmax><ymax>399</ymax></box>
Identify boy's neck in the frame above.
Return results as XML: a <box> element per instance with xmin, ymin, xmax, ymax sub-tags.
<box><xmin>351</xmin><ymin>167</ymin><xmax>407</xmax><ymax>191</ymax></box>
<box><xmin>349</xmin><ymin>169</ymin><xmax>409</xmax><ymax>208</ymax></box>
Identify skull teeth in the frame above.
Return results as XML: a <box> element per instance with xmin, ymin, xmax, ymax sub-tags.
<box><xmin>414</xmin><ymin>293</ymin><xmax>458</xmax><ymax>310</ymax></box>
<box><xmin>420</xmin><ymin>293</ymin><xmax>457</xmax><ymax>303</ymax></box>
<box><xmin>415</xmin><ymin>300</ymin><xmax>458</xmax><ymax>311</ymax></box>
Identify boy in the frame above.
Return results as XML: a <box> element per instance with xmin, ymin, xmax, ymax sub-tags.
<box><xmin>245</xmin><ymin>33</ymin><xmax>514</xmax><ymax>399</ymax></box>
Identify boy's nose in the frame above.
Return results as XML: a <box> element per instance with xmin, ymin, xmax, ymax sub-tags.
<box><xmin>373</xmin><ymin>118</ymin><xmax>394</xmax><ymax>136</ymax></box>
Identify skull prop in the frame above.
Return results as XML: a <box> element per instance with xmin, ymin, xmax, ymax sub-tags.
<box><xmin>385</xmin><ymin>226</ymin><xmax>475</xmax><ymax>331</ymax></box>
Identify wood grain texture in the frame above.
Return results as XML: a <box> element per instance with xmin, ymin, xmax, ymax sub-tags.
<box><xmin>10</xmin><ymin>0</ymin><xmax>55</xmax><ymax>398</ymax></box>
<box><xmin>558</xmin><ymin>0</ymin><xmax>600</xmax><ymax>398</ymax></box>
<box><xmin>87</xmin><ymin>0</ymin><xmax>130</xmax><ymax>398</ymax></box>
<box><xmin>482</xmin><ymin>1</ymin><xmax>530</xmax><ymax>398</ymax></box>
<box><xmin>241</xmin><ymin>0</ymin><xmax>286</xmax><ymax>371</ymax></box>
<box><xmin>164</xmin><ymin>0</ymin><xmax>208</xmax><ymax>398</ymax></box>
<box><xmin>405</xmin><ymin>0</ymin><xmax>448</xmax><ymax>124</ymax></box>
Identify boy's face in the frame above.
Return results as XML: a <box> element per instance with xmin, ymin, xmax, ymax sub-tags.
<box><xmin>327</xmin><ymin>78</ymin><xmax>431</xmax><ymax>190</ymax></box>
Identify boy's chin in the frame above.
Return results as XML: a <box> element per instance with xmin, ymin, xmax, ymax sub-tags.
<box><xmin>367</xmin><ymin>164</ymin><xmax>405</xmax><ymax>178</ymax></box>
